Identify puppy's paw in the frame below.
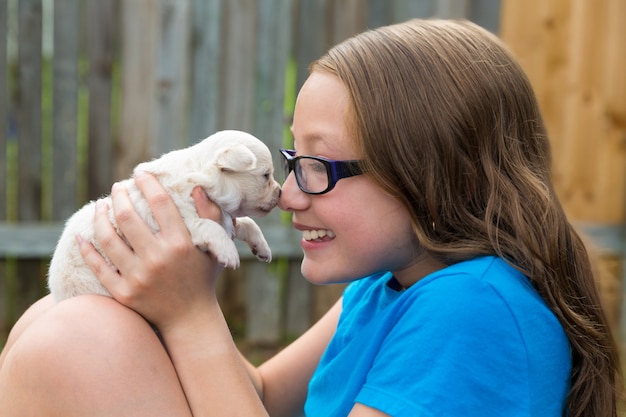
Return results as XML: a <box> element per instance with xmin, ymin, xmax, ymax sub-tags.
<box><xmin>211</xmin><ymin>240</ymin><xmax>241</xmax><ymax>269</ymax></box>
<box><xmin>233</xmin><ymin>217</ymin><xmax>272</xmax><ymax>263</ymax></box>
<box><xmin>251</xmin><ymin>241</ymin><xmax>272</xmax><ymax>263</ymax></box>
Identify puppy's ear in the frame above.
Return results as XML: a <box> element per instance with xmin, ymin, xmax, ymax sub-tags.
<box><xmin>216</xmin><ymin>144</ymin><xmax>257</xmax><ymax>173</ymax></box>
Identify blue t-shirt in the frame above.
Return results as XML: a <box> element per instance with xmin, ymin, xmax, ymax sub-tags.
<box><xmin>304</xmin><ymin>256</ymin><xmax>571</xmax><ymax>416</ymax></box>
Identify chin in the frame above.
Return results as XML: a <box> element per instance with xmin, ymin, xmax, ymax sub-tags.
<box><xmin>300</xmin><ymin>260</ymin><xmax>354</xmax><ymax>286</ymax></box>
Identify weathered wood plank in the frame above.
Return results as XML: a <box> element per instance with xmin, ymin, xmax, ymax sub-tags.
<box><xmin>0</xmin><ymin>0</ymin><xmax>8</xmax><ymax>342</ymax></box>
<box><xmin>391</xmin><ymin>0</ymin><xmax>436</xmax><ymax>21</ymax></box>
<box><xmin>52</xmin><ymin>0</ymin><xmax>79</xmax><ymax>220</ymax></box>
<box><xmin>220</xmin><ymin>0</ymin><xmax>256</xmax><ymax>133</ymax></box>
<box><xmin>0</xmin><ymin>0</ymin><xmax>7</xmax><ymax>222</ymax></box>
<box><xmin>367</xmin><ymin>0</ymin><xmax>393</xmax><ymax>28</ymax></box>
<box><xmin>435</xmin><ymin>0</ymin><xmax>469</xmax><ymax>18</ymax></box>
<box><xmin>155</xmin><ymin>0</ymin><xmax>190</xmax><ymax>153</ymax></box>
<box><xmin>285</xmin><ymin>259</ymin><xmax>312</xmax><ymax>337</ymax></box>
<box><xmin>559</xmin><ymin>0</ymin><xmax>611</xmax><ymax>220</ymax></box>
<box><xmin>245</xmin><ymin>262</ymin><xmax>282</xmax><ymax>343</ymax></box>
<box><xmin>254</xmin><ymin>0</ymin><xmax>294</xmax><ymax>163</ymax></box>
<box><xmin>117</xmin><ymin>0</ymin><xmax>159</xmax><ymax>179</ymax></box>
<box><xmin>14</xmin><ymin>0</ymin><xmax>46</xmax><ymax>327</ymax></box>
<box><xmin>17</xmin><ymin>0</ymin><xmax>43</xmax><ymax>222</ymax></box>
<box><xmin>189</xmin><ymin>0</ymin><xmax>223</xmax><ymax>142</ymax></box>
<box><xmin>86</xmin><ymin>0</ymin><xmax>116</xmax><ymax>200</ymax></box>
<box><xmin>329</xmin><ymin>0</ymin><xmax>365</xmax><ymax>44</ymax></box>
<box><xmin>467</xmin><ymin>0</ymin><xmax>502</xmax><ymax>33</ymax></box>
<box><xmin>295</xmin><ymin>0</ymin><xmax>329</xmax><ymax>92</ymax></box>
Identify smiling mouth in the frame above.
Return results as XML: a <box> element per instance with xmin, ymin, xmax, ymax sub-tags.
<box><xmin>303</xmin><ymin>229</ymin><xmax>336</xmax><ymax>241</ymax></box>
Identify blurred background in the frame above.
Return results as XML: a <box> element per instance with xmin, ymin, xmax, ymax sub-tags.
<box><xmin>0</xmin><ymin>0</ymin><xmax>624</xmax><ymax>367</ymax></box>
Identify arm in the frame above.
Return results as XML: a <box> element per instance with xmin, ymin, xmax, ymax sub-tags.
<box><xmin>79</xmin><ymin>173</ymin><xmax>264</xmax><ymax>415</ymax></box>
<box><xmin>258</xmin><ymin>298</ymin><xmax>341</xmax><ymax>417</ymax></box>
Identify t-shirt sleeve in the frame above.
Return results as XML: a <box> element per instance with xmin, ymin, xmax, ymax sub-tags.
<box><xmin>355</xmin><ymin>275</ymin><xmax>531</xmax><ymax>417</ymax></box>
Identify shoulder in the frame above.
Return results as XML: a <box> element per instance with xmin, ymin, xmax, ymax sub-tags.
<box><xmin>407</xmin><ymin>257</ymin><xmax>524</xmax><ymax>319</ymax></box>
<box><xmin>394</xmin><ymin>256</ymin><xmax>566</xmax><ymax>353</ymax></box>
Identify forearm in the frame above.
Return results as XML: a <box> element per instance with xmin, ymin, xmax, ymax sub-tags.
<box><xmin>241</xmin><ymin>351</ymin><xmax>265</xmax><ymax>400</ymax></box>
<box><xmin>162</xmin><ymin>300</ymin><xmax>268</xmax><ymax>417</ymax></box>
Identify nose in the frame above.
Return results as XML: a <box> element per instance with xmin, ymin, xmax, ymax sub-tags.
<box><xmin>278</xmin><ymin>172</ymin><xmax>309</xmax><ymax>211</ymax></box>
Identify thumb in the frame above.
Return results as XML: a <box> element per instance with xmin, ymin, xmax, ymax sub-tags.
<box><xmin>191</xmin><ymin>186</ymin><xmax>222</xmax><ymax>221</ymax></box>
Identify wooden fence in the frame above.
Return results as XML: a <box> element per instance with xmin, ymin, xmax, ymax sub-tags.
<box><xmin>0</xmin><ymin>0</ymin><xmax>504</xmax><ymax>348</ymax></box>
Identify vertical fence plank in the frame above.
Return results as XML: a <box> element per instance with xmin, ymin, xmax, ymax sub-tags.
<box><xmin>86</xmin><ymin>0</ymin><xmax>116</xmax><ymax>200</ymax></box>
<box><xmin>391</xmin><ymin>0</ymin><xmax>436</xmax><ymax>21</ymax></box>
<box><xmin>0</xmin><ymin>0</ymin><xmax>7</xmax><ymax>338</ymax></box>
<box><xmin>155</xmin><ymin>0</ymin><xmax>190</xmax><ymax>153</ymax></box>
<box><xmin>189</xmin><ymin>0</ymin><xmax>223</xmax><ymax>142</ymax></box>
<box><xmin>52</xmin><ymin>0</ymin><xmax>78</xmax><ymax>220</ymax></box>
<box><xmin>435</xmin><ymin>0</ymin><xmax>469</xmax><ymax>18</ymax></box>
<box><xmin>0</xmin><ymin>0</ymin><xmax>7</xmax><ymax>218</ymax></box>
<box><xmin>295</xmin><ymin>0</ymin><xmax>330</xmax><ymax>92</ymax></box>
<box><xmin>117</xmin><ymin>0</ymin><xmax>159</xmax><ymax>179</ymax></box>
<box><xmin>285</xmin><ymin>260</ymin><xmax>312</xmax><ymax>337</ymax></box>
<box><xmin>220</xmin><ymin>0</ymin><xmax>256</xmax><ymax>132</ymax></box>
<box><xmin>559</xmin><ymin>0</ymin><xmax>611</xmax><ymax>220</ymax></box>
<box><xmin>329</xmin><ymin>0</ymin><xmax>366</xmax><ymax>45</ymax></box>
<box><xmin>367</xmin><ymin>0</ymin><xmax>393</xmax><ymax>28</ymax></box>
<box><xmin>16</xmin><ymin>0</ymin><xmax>45</xmax><ymax>319</ymax></box>
<box><xmin>253</xmin><ymin>0</ymin><xmax>293</xmax><ymax>145</ymax></box>
<box><xmin>17</xmin><ymin>0</ymin><xmax>42</xmax><ymax>222</ymax></box>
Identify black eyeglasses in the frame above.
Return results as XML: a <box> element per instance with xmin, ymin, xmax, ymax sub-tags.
<box><xmin>279</xmin><ymin>148</ymin><xmax>363</xmax><ymax>195</ymax></box>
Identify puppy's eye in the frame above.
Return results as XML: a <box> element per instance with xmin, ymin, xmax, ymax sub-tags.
<box><xmin>263</xmin><ymin>172</ymin><xmax>271</xmax><ymax>181</ymax></box>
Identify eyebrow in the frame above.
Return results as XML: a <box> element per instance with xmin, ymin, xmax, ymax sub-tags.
<box><xmin>290</xmin><ymin>125</ymin><xmax>350</xmax><ymax>157</ymax></box>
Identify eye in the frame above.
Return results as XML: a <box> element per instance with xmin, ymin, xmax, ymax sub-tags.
<box><xmin>263</xmin><ymin>172</ymin><xmax>271</xmax><ymax>181</ymax></box>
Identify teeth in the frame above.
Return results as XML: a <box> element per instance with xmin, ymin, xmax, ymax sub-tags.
<box><xmin>303</xmin><ymin>229</ymin><xmax>335</xmax><ymax>241</ymax></box>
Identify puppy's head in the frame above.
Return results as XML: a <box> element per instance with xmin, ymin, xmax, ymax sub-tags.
<box><xmin>202</xmin><ymin>130</ymin><xmax>281</xmax><ymax>217</ymax></box>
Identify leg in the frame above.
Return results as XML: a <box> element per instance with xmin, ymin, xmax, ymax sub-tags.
<box><xmin>234</xmin><ymin>217</ymin><xmax>271</xmax><ymax>262</ymax></box>
<box><xmin>0</xmin><ymin>295</ymin><xmax>192</xmax><ymax>417</ymax></box>
<box><xmin>0</xmin><ymin>294</ymin><xmax>56</xmax><ymax>367</ymax></box>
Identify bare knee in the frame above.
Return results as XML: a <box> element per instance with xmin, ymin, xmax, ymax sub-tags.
<box><xmin>0</xmin><ymin>295</ymin><xmax>191</xmax><ymax>417</ymax></box>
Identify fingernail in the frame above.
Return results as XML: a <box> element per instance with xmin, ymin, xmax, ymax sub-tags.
<box><xmin>75</xmin><ymin>234</ymin><xmax>85</xmax><ymax>245</ymax></box>
<box><xmin>134</xmin><ymin>170</ymin><xmax>145</xmax><ymax>178</ymax></box>
<box><xmin>95</xmin><ymin>199</ymin><xmax>108</xmax><ymax>212</ymax></box>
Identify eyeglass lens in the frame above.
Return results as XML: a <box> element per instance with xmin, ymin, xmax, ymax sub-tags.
<box><xmin>283</xmin><ymin>156</ymin><xmax>329</xmax><ymax>194</ymax></box>
<box><xmin>296</xmin><ymin>158</ymin><xmax>329</xmax><ymax>193</ymax></box>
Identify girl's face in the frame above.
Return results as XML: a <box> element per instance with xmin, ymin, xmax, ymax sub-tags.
<box><xmin>280</xmin><ymin>71</ymin><xmax>441</xmax><ymax>287</ymax></box>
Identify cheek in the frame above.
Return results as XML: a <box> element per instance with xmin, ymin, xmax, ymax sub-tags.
<box><xmin>310</xmin><ymin>197</ymin><xmax>416</xmax><ymax>281</ymax></box>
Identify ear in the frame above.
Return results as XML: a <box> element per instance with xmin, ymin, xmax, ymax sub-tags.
<box><xmin>216</xmin><ymin>144</ymin><xmax>257</xmax><ymax>173</ymax></box>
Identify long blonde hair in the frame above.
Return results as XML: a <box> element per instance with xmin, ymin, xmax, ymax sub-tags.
<box><xmin>313</xmin><ymin>19</ymin><xmax>621</xmax><ymax>417</ymax></box>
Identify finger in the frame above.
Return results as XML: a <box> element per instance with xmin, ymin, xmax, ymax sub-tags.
<box><xmin>92</xmin><ymin>198</ymin><xmax>136</xmax><ymax>274</ymax></box>
<box><xmin>76</xmin><ymin>231</ymin><xmax>121</xmax><ymax>292</ymax></box>
<box><xmin>134</xmin><ymin>171</ymin><xmax>187</xmax><ymax>236</ymax></box>
<box><xmin>191</xmin><ymin>186</ymin><xmax>222</xmax><ymax>221</ymax></box>
<box><xmin>108</xmin><ymin>181</ymin><xmax>159</xmax><ymax>255</ymax></box>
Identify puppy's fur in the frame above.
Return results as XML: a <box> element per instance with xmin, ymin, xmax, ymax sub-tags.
<box><xmin>48</xmin><ymin>130</ymin><xmax>281</xmax><ymax>301</ymax></box>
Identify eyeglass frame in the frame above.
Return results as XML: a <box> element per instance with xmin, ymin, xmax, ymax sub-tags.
<box><xmin>279</xmin><ymin>148</ymin><xmax>363</xmax><ymax>195</ymax></box>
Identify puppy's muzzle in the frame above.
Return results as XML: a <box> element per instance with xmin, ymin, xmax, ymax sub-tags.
<box><xmin>257</xmin><ymin>185</ymin><xmax>281</xmax><ymax>214</ymax></box>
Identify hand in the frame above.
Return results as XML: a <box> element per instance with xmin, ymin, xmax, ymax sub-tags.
<box><xmin>78</xmin><ymin>172</ymin><xmax>223</xmax><ymax>330</ymax></box>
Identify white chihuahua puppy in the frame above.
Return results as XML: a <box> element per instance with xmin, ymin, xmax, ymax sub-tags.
<box><xmin>48</xmin><ymin>130</ymin><xmax>281</xmax><ymax>301</ymax></box>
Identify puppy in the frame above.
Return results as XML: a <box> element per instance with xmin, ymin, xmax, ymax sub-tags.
<box><xmin>48</xmin><ymin>130</ymin><xmax>281</xmax><ymax>301</ymax></box>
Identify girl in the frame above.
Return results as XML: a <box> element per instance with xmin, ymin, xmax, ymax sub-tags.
<box><xmin>0</xmin><ymin>19</ymin><xmax>620</xmax><ymax>417</ymax></box>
